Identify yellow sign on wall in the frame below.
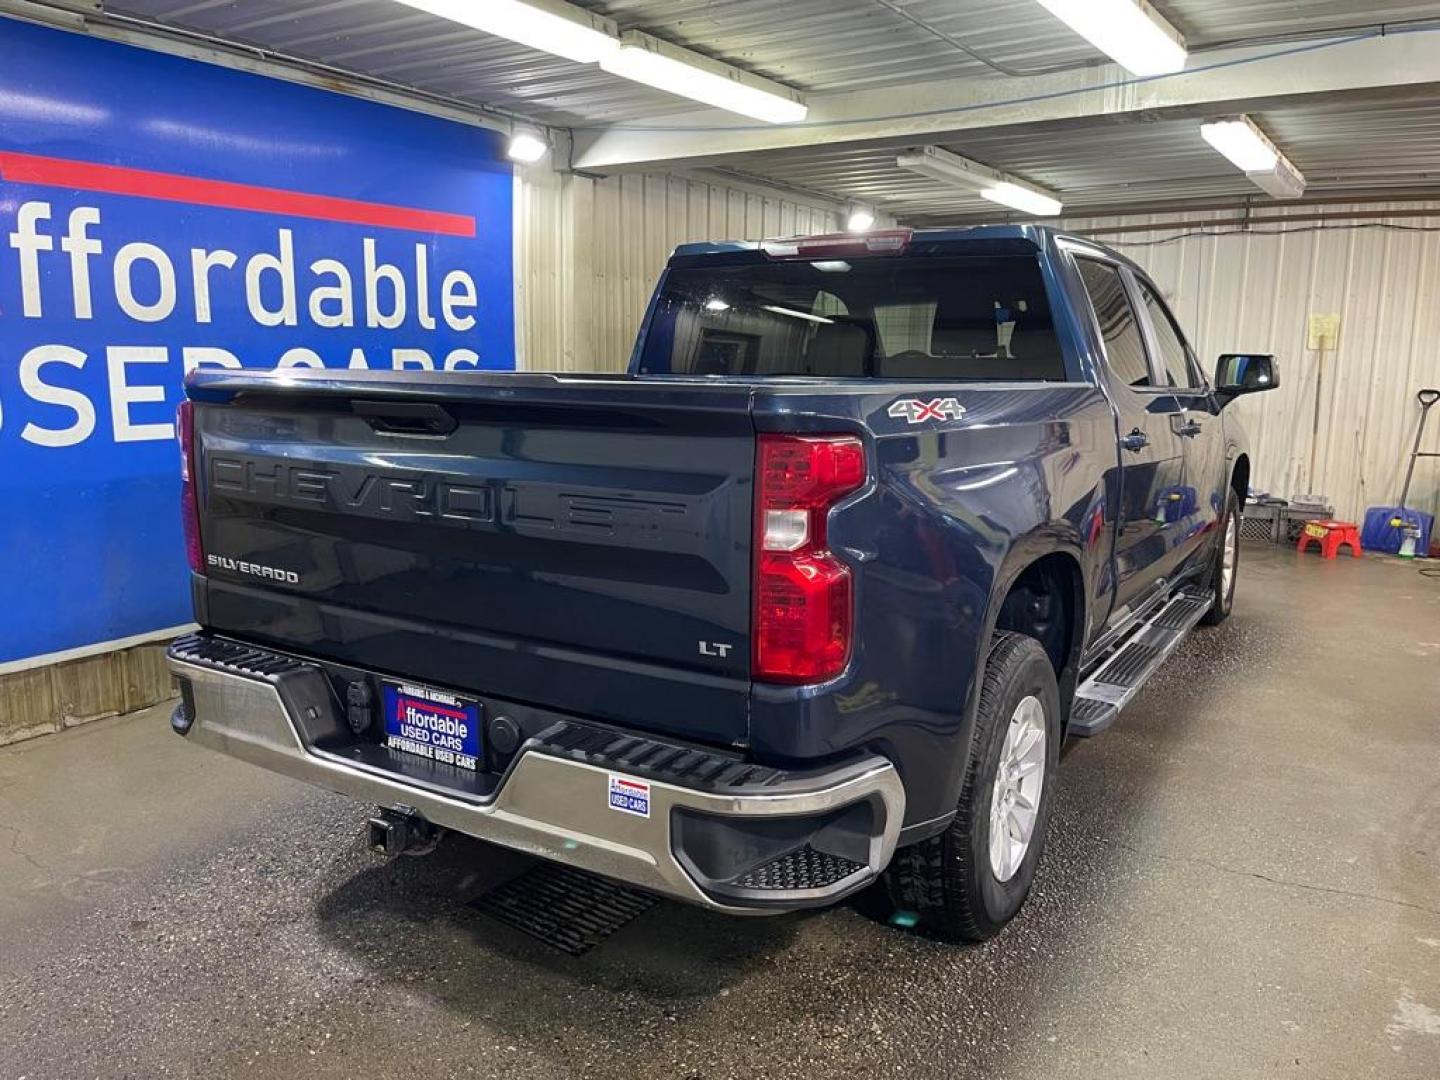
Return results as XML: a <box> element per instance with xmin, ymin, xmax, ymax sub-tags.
<box><xmin>1307</xmin><ymin>313</ymin><xmax>1340</xmax><ymax>351</ymax></box>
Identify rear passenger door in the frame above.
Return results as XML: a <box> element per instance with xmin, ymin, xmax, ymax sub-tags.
<box><xmin>1134</xmin><ymin>278</ymin><xmax>1226</xmax><ymax>575</ymax></box>
<box><xmin>1069</xmin><ymin>252</ymin><xmax>1191</xmax><ymax>622</ymax></box>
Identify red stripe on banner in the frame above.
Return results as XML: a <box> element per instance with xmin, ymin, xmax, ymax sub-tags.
<box><xmin>0</xmin><ymin>150</ymin><xmax>476</xmax><ymax>237</ymax></box>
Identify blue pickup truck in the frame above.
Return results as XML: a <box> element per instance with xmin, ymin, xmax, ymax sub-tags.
<box><xmin>167</xmin><ymin>225</ymin><xmax>1278</xmax><ymax>941</ymax></box>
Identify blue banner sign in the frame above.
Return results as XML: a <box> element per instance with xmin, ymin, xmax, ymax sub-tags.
<box><xmin>0</xmin><ymin>19</ymin><xmax>515</xmax><ymax>664</ymax></box>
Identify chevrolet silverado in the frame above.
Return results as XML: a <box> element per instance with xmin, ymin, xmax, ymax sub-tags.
<box><xmin>167</xmin><ymin>225</ymin><xmax>1278</xmax><ymax>940</ymax></box>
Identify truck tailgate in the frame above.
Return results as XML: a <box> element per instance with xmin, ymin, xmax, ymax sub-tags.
<box><xmin>188</xmin><ymin>371</ymin><xmax>754</xmax><ymax>747</ymax></box>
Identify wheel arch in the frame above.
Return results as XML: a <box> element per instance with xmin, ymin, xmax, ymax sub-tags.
<box><xmin>1231</xmin><ymin>453</ymin><xmax>1251</xmax><ymax>509</ymax></box>
<box><xmin>981</xmin><ymin>542</ymin><xmax>1089</xmax><ymax>734</ymax></box>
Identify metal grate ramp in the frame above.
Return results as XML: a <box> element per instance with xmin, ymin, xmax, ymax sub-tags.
<box><xmin>469</xmin><ymin>862</ymin><xmax>657</xmax><ymax>956</ymax></box>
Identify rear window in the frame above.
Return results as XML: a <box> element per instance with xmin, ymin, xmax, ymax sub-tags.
<box><xmin>638</xmin><ymin>254</ymin><xmax>1065</xmax><ymax>380</ymax></box>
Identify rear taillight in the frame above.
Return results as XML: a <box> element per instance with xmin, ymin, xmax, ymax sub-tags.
<box><xmin>177</xmin><ymin>399</ymin><xmax>203</xmax><ymax>574</ymax></box>
<box><xmin>753</xmin><ymin>434</ymin><xmax>866</xmax><ymax>683</ymax></box>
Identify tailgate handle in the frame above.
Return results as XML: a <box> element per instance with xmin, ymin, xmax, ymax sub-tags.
<box><xmin>352</xmin><ymin>400</ymin><xmax>457</xmax><ymax>437</ymax></box>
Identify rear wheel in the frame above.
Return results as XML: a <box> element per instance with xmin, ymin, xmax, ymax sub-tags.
<box><xmin>1200</xmin><ymin>488</ymin><xmax>1240</xmax><ymax>626</ymax></box>
<box><xmin>883</xmin><ymin>631</ymin><xmax>1060</xmax><ymax>942</ymax></box>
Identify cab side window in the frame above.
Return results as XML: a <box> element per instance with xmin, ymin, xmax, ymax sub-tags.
<box><xmin>1075</xmin><ymin>258</ymin><xmax>1151</xmax><ymax>389</ymax></box>
<box><xmin>1139</xmin><ymin>283</ymin><xmax>1200</xmax><ymax>388</ymax></box>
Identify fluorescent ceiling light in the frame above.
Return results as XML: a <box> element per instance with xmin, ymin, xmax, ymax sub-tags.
<box><xmin>601</xmin><ymin>31</ymin><xmax>808</xmax><ymax>124</ymax></box>
<box><xmin>811</xmin><ymin>261</ymin><xmax>851</xmax><ymax>273</ymax></box>
<box><xmin>1201</xmin><ymin>116</ymin><xmax>1305</xmax><ymax>199</ymax></box>
<box><xmin>1200</xmin><ymin>116</ymin><xmax>1278</xmax><ymax>172</ymax></box>
<box><xmin>1248</xmin><ymin>156</ymin><xmax>1306</xmax><ymax>199</ymax></box>
<box><xmin>762</xmin><ymin>304</ymin><xmax>833</xmax><ymax>324</ymax></box>
<box><xmin>392</xmin><ymin>0</ymin><xmax>618</xmax><ymax>64</ymax></box>
<box><xmin>396</xmin><ymin>1</ymin><xmax>807</xmax><ymax>125</ymax></box>
<box><xmin>704</xmin><ymin>298</ymin><xmax>731</xmax><ymax>312</ymax></box>
<box><xmin>506</xmin><ymin>130</ymin><xmax>550</xmax><ymax>164</ymax></box>
<box><xmin>1032</xmin><ymin>0</ymin><xmax>1187</xmax><ymax>76</ymax></box>
<box><xmin>981</xmin><ymin>183</ymin><xmax>1063</xmax><ymax>217</ymax></box>
<box><xmin>896</xmin><ymin>146</ymin><xmax>1063</xmax><ymax>217</ymax></box>
<box><xmin>846</xmin><ymin>208</ymin><xmax>876</xmax><ymax>233</ymax></box>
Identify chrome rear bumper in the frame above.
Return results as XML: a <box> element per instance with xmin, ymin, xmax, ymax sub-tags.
<box><xmin>167</xmin><ymin>641</ymin><xmax>904</xmax><ymax>913</ymax></box>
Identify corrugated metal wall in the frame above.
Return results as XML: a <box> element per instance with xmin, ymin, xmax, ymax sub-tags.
<box><xmin>1068</xmin><ymin>205</ymin><xmax>1440</xmax><ymax>523</ymax></box>
<box><xmin>515</xmin><ymin>169</ymin><xmax>851</xmax><ymax>373</ymax></box>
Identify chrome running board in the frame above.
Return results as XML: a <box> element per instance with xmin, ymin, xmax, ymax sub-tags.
<box><xmin>1068</xmin><ymin>591</ymin><xmax>1211</xmax><ymax>737</ymax></box>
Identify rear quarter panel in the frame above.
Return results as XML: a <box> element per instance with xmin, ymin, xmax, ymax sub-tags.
<box><xmin>751</xmin><ymin>382</ymin><xmax>1115</xmax><ymax>824</ymax></box>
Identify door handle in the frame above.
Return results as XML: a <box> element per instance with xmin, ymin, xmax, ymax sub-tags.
<box><xmin>1175</xmin><ymin>419</ymin><xmax>1204</xmax><ymax>438</ymax></box>
<box><xmin>1120</xmin><ymin>428</ymin><xmax>1149</xmax><ymax>452</ymax></box>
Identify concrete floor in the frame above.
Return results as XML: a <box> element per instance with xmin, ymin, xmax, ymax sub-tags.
<box><xmin>1</xmin><ymin>544</ymin><xmax>1437</xmax><ymax>1080</ymax></box>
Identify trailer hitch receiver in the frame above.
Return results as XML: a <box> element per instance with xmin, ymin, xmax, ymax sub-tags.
<box><xmin>367</xmin><ymin>805</ymin><xmax>441</xmax><ymax>857</ymax></box>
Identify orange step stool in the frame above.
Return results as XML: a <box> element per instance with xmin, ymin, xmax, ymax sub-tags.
<box><xmin>1296</xmin><ymin>519</ymin><xmax>1362</xmax><ymax>559</ymax></box>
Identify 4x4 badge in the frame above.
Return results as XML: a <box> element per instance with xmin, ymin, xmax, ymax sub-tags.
<box><xmin>888</xmin><ymin>397</ymin><xmax>966</xmax><ymax>424</ymax></box>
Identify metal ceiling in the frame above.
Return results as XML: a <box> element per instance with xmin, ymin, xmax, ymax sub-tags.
<box><xmin>81</xmin><ymin>0</ymin><xmax>1440</xmax><ymax>218</ymax></box>
<box><xmin>707</xmin><ymin>96</ymin><xmax>1440</xmax><ymax>223</ymax></box>
<box><xmin>106</xmin><ymin>0</ymin><xmax>1440</xmax><ymax>125</ymax></box>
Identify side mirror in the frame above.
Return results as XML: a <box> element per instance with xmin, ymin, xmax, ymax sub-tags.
<box><xmin>1214</xmin><ymin>353</ymin><xmax>1279</xmax><ymax>402</ymax></box>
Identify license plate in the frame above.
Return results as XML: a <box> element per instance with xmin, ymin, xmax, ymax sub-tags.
<box><xmin>382</xmin><ymin>681</ymin><xmax>481</xmax><ymax>771</ymax></box>
<box><xmin>1304</xmin><ymin>523</ymin><xmax>1328</xmax><ymax>539</ymax></box>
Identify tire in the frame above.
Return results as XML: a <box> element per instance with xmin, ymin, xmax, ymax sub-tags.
<box><xmin>1200</xmin><ymin>487</ymin><xmax>1240</xmax><ymax>626</ymax></box>
<box><xmin>883</xmin><ymin>631</ymin><xmax>1061</xmax><ymax>942</ymax></box>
